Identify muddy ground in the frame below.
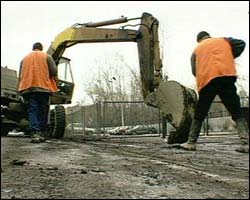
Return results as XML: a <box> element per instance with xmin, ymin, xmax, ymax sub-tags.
<box><xmin>1</xmin><ymin>133</ymin><xmax>249</xmax><ymax>199</ymax></box>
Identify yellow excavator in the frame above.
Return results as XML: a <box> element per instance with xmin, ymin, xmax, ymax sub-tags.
<box><xmin>1</xmin><ymin>12</ymin><xmax>197</xmax><ymax>143</ymax></box>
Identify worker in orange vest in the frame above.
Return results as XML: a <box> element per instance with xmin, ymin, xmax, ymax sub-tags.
<box><xmin>18</xmin><ymin>42</ymin><xmax>58</xmax><ymax>143</ymax></box>
<box><xmin>180</xmin><ymin>31</ymin><xmax>249</xmax><ymax>153</ymax></box>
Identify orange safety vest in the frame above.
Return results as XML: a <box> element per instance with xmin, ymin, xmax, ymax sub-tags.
<box><xmin>18</xmin><ymin>51</ymin><xmax>57</xmax><ymax>93</ymax></box>
<box><xmin>194</xmin><ymin>38</ymin><xmax>236</xmax><ymax>92</ymax></box>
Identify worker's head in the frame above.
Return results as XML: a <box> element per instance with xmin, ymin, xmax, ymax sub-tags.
<box><xmin>32</xmin><ymin>42</ymin><xmax>43</xmax><ymax>51</ymax></box>
<box><xmin>197</xmin><ymin>31</ymin><xmax>211</xmax><ymax>42</ymax></box>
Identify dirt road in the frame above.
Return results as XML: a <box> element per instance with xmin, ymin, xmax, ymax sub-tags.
<box><xmin>1</xmin><ymin>134</ymin><xmax>249</xmax><ymax>199</ymax></box>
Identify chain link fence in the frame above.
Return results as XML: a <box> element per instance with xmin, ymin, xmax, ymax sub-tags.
<box><xmin>65</xmin><ymin>101</ymin><xmax>161</xmax><ymax>137</ymax></box>
<box><xmin>65</xmin><ymin>97</ymin><xmax>249</xmax><ymax>138</ymax></box>
<box><xmin>201</xmin><ymin>97</ymin><xmax>249</xmax><ymax>135</ymax></box>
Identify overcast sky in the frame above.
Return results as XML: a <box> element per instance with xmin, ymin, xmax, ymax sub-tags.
<box><xmin>1</xmin><ymin>1</ymin><xmax>249</xmax><ymax>104</ymax></box>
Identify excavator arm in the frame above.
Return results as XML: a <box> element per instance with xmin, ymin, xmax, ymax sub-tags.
<box><xmin>47</xmin><ymin>12</ymin><xmax>197</xmax><ymax>144</ymax></box>
<box><xmin>47</xmin><ymin>12</ymin><xmax>162</xmax><ymax>99</ymax></box>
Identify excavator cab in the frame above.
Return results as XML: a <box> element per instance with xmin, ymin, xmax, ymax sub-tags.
<box><xmin>51</xmin><ymin>57</ymin><xmax>74</xmax><ymax>105</ymax></box>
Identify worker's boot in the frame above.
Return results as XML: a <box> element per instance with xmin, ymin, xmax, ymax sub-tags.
<box><xmin>30</xmin><ymin>131</ymin><xmax>41</xmax><ymax>143</ymax></box>
<box><xmin>30</xmin><ymin>131</ymin><xmax>46</xmax><ymax>143</ymax></box>
<box><xmin>179</xmin><ymin>119</ymin><xmax>203</xmax><ymax>151</ymax></box>
<box><xmin>235</xmin><ymin>118</ymin><xmax>249</xmax><ymax>153</ymax></box>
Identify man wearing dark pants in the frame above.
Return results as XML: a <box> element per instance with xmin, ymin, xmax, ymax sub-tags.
<box><xmin>18</xmin><ymin>42</ymin><xmax>58</xmax><ymax>143</ymax></box>
<box><xmin>180</xmin><ymin>31</ymin><xmax>249</xmax><ymax>153</ymax></box>
<box><xmin>22</xmin><ymin>92</ymin><xmax>50</xmax><ymax>137</ymax></box>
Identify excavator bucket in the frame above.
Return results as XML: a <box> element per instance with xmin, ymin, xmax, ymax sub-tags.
<box><xmin>146</xmin><ymin>80</ymin><xmax>198</xmax><ymax>144</ymax></box>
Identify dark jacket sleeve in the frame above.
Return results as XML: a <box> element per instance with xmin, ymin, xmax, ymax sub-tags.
<box><xmin>225</xmin><ymin>37</ymin><xmax>246</xmax><ymax>58</ymax></box>
<box><xmin>19</xmin><ymin>60</ymin><xmax>23</xmax><ymax>79</ymax></box>
<box><xmin>191</xmin><ymin>53</ymin><xmax>196</xmax><ymax>77</ymax></box>
<box><xmin>17</xmin><ymin>60</ymin><xmax>24</xmax><ymax>90</ymax></box>
<box><xmin>47</xmin><ymin>55</ymin><xmax>57</xmax><ymax>77</ymax></box>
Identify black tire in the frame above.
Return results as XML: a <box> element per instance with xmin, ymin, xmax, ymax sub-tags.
<box><xmin>48</xmin><ymin>105</ymin><xmax>66</xmax><ymax>139</ymax></box>
<box><xmin>1</xmin><ymin>121</ymin><xmax>14</xmax><ymax>137</ymax></box>
<box><xmin>1</xmin><ymin>107</ymin><xmax>9</xmax><ymax>136</ymax></box>
<box><xmin>1</xmin><ymin>126</ymin><xmax>9</xmax><ymax>136</ymax></box>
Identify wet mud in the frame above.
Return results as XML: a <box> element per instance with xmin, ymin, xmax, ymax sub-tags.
<box><xmin>1</xmin><ymin>134</ymin><xmax>249</xmax><ymax>199</ymax></box>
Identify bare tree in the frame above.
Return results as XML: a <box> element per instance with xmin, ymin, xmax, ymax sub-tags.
<box><xmin>85</xmin><ymin>53</ymin><xmax>139</xmax><ymax>103</ymax></box>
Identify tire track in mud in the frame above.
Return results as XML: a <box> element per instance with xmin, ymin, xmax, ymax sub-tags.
<box><xmin>84</xmin><ymin>140</ymin><xmax>248</xmax><ymax>185</ymax></box>
<box><xmin>2</xmin><ymin>137</ymin><xmax>249</xmax><ymax>199</ymax></box>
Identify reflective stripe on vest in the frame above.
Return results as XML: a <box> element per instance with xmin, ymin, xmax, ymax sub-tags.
<box><xmin>194</xmin><ymin>38</ymin><xmax>236</xmax><ymax>92</ymax></box>
<box><xmin>18</xmin><ymin>51</ymin><xmax>57</xmax><ymax>92</ymax></box>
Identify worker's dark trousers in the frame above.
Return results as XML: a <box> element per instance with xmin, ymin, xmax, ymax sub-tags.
<box><xmin>24</xmin><ymin>92</ymin><xmax>50</xmax><ymax>132</ymax></box>
<box><xmin>194</xmin><ymin>76</ymin><xmax>243</xmax><ymax>122</ymax></box>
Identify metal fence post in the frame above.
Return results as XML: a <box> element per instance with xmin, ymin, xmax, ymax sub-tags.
<box><xmin>161</xmin><ymin>114</ymin><xmax>167</xmax><ymax>138</ymax></box>
<box><xmin>96</xmin><ymin>101</ymin><xmax>101</xmax><ymax>135</ymax></box>
<box><xmin>71</xmin><ymin>108</ymin><xmax>74</xmax><ymax>133</ymax></box>
<box><xmin>103</xmin><ymin>102</ymin><xmax>106</xmax><ymax>134</ymax></box>
<box><xmin>121</xmin><ymin>103</ymin><xmax>125</xmax><ymax>127</ymax></box>
<box><xmin>81</xmin><ymin>105</ymin><xmax>84</xmax><ymax>135</ymax></box>
<box><xmin>83</xmin><ymin>106</ymin><xmax>86</xmax><ymax>135</ymax></box>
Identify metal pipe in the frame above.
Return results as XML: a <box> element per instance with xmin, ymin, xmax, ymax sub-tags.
<box><xmin>85</xmin><ymin>17</ymin><xmax>128</xmax><ymax>27</ymax></box>
<box><xmin>73</xmin><ymin>16</ymin><xmax>141</xmax><ymax>28</ymax></box>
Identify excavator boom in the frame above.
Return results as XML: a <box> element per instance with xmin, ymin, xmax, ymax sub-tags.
<box><xmin>47</xmin><ymin>12</ymin><xmax>197</xmax><ymax>143</ymax></box>
<box><xmin>47</xmin><ymin>13</ymin><xmax>162</xmax><ymax>99</ymax></box>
